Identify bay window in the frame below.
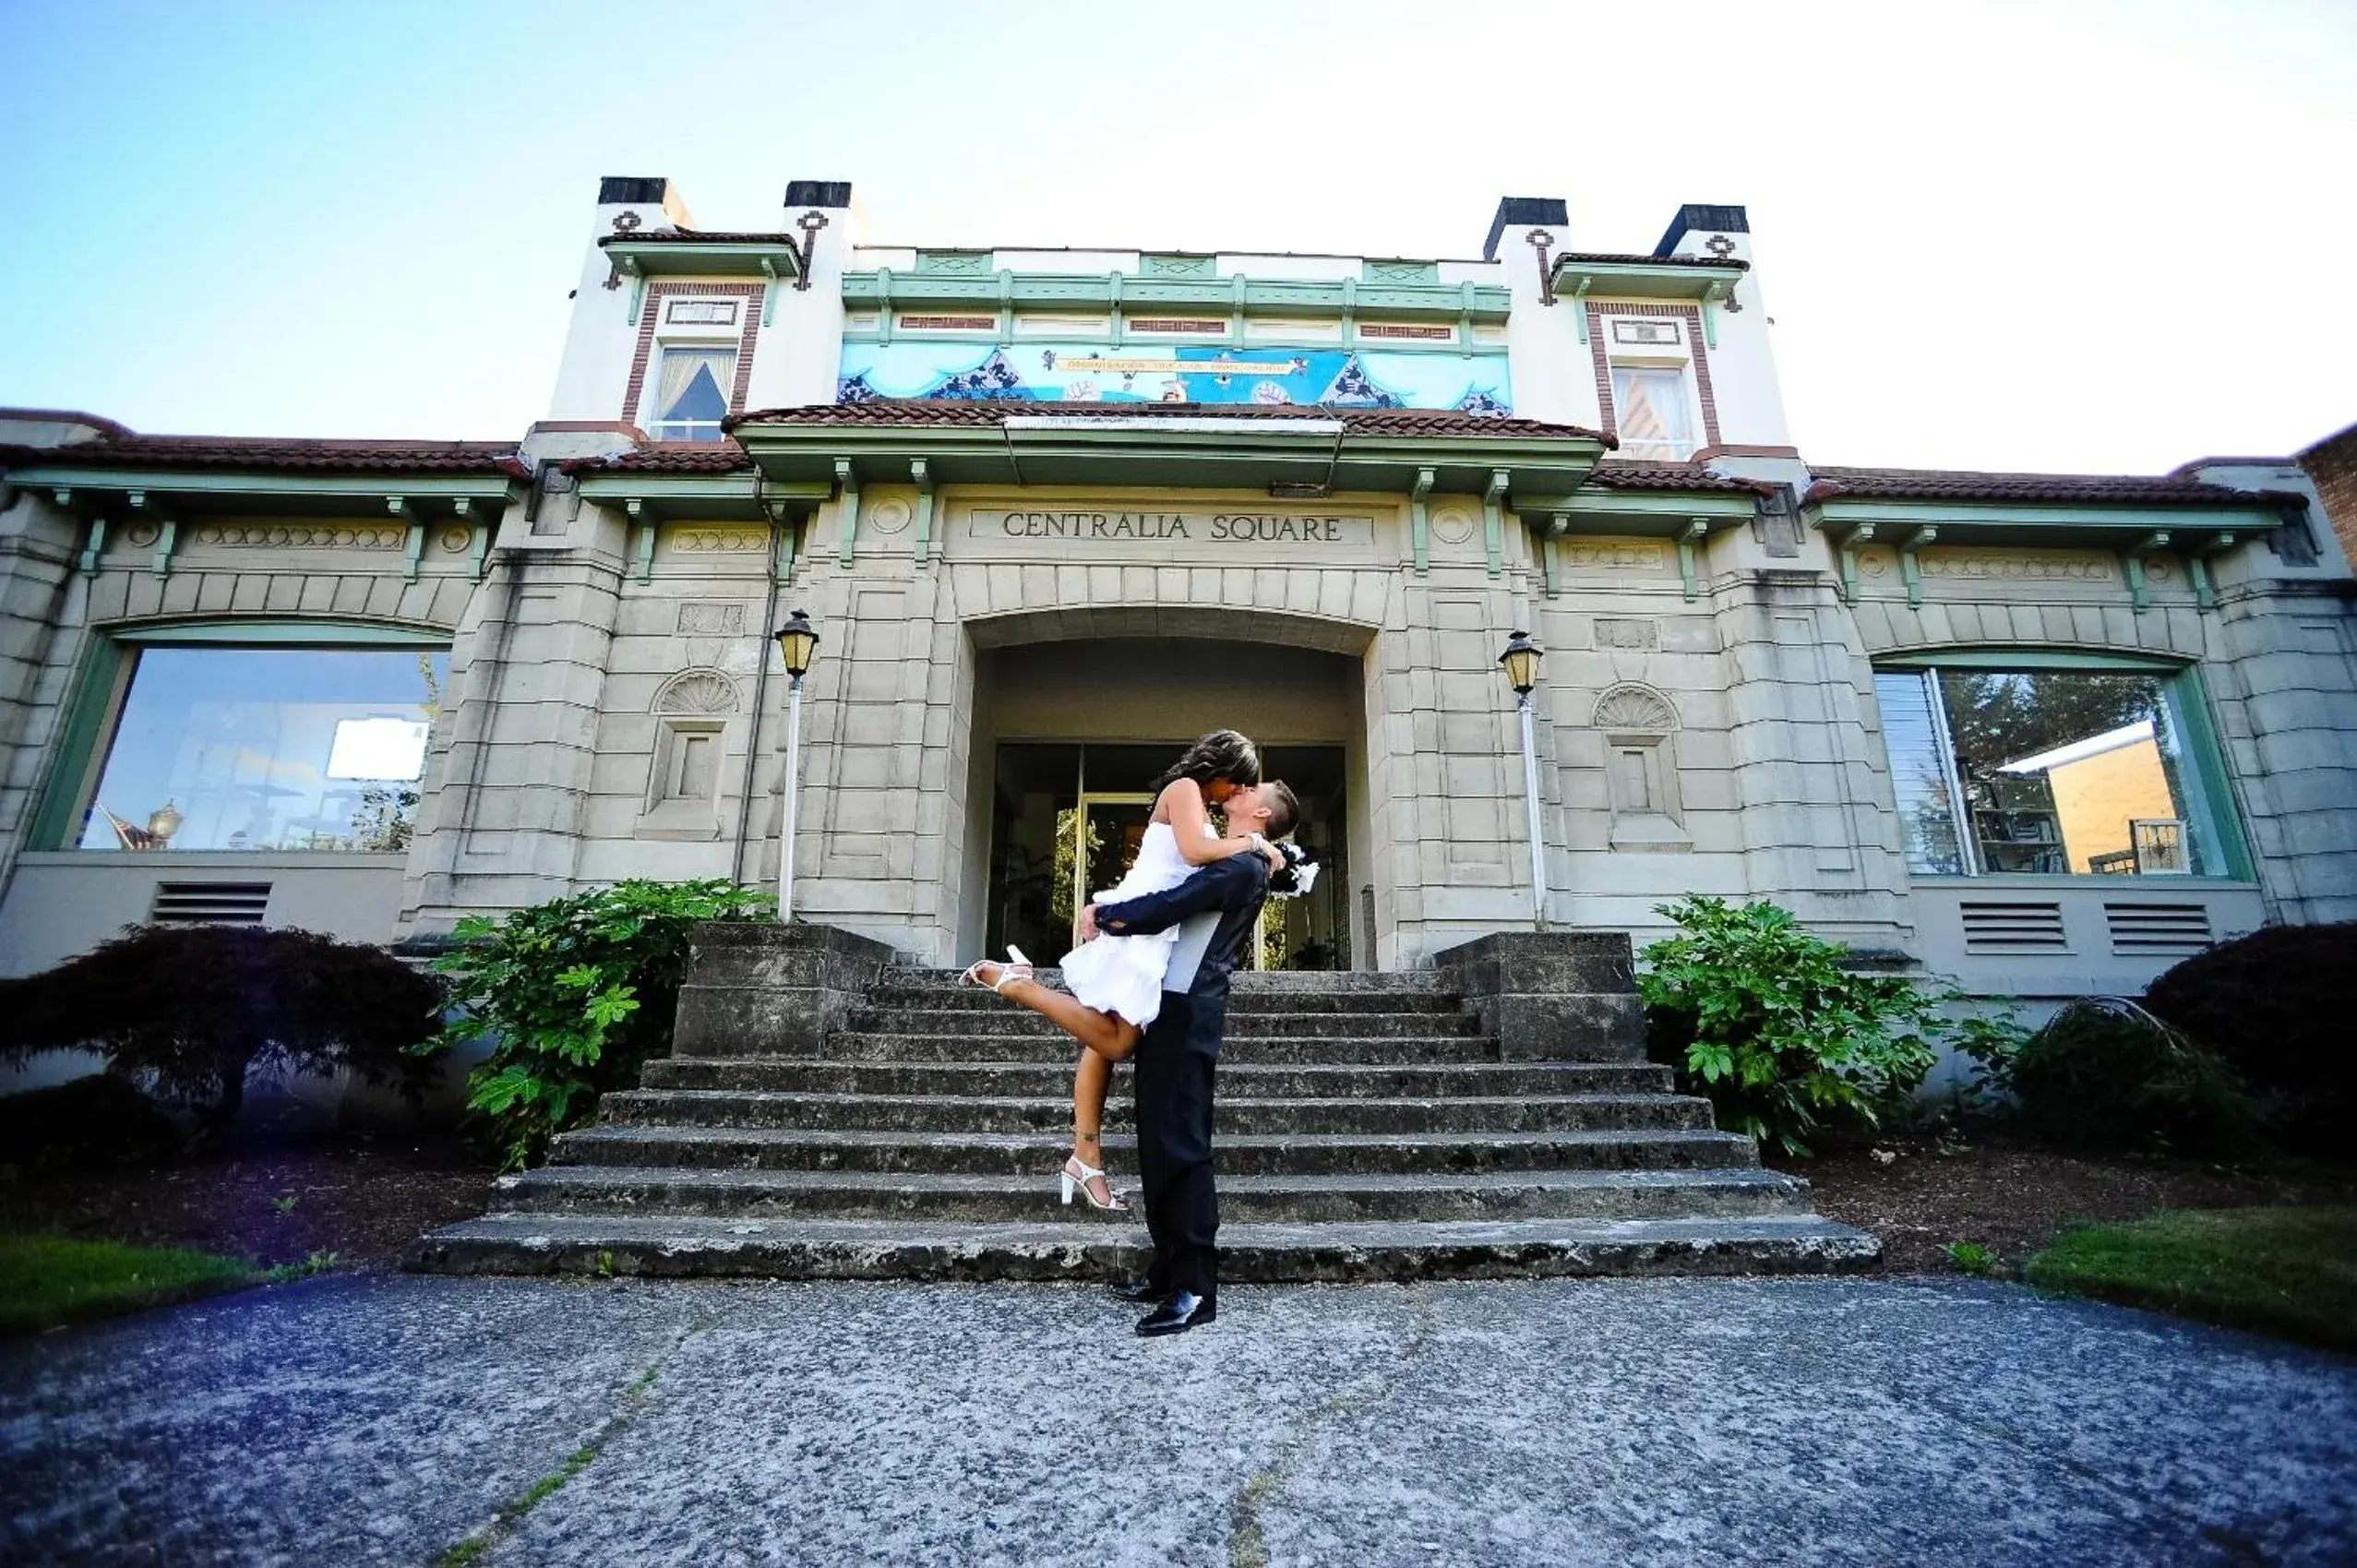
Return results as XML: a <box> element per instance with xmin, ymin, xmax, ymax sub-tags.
<box><xmin>1874</xmin><ymin>659</ymin><xmax>2241</xmax><ymax>880</ymax></box>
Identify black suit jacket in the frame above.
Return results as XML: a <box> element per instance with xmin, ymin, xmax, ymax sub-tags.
<box><xmin>1092</xmin><ymin>853</ymin><xmax>1269</xmax><ymax>1053</ymax></box>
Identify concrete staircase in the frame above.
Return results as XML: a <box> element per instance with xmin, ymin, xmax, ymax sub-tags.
<box><xmin>408</xmin><ymin>928</ymin><xmax>1878</xmax><ymax>1280</ymax></box>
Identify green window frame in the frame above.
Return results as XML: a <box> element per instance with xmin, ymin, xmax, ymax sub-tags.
<box><xmin>1872</xmin><ymin>649</ymin><xmax>2253</xmax><ymax>883</ymax></box>
<box><xmin>26</xmin><ymin>620</ymin><xmax>451</xmax><ymax>854</ymax></box>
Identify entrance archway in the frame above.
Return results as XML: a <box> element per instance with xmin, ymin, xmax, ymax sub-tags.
<box><xmin>960</xmin><ymin>631</ymin><xmax>1369</xmax><ymax>968</ymax></box>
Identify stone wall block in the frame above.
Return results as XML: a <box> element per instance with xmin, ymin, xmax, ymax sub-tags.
<box><xmin>1430</xmin><ymin>931</ymin><xmax>1645</xmax><ymax>1059</ymax></box>
<box><xmin>671</xmin><ymin>921</ymin><xmax>902</xmax><ymax>1057</ymax></box>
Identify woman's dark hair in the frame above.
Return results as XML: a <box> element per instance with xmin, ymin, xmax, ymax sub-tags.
<box><xmin>1153</xmin><ymin>729</ymin><xmax>1261</xmax><ymax>793</ymax></box>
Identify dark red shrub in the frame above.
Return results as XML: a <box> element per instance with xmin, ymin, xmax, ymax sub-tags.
<box><xmin>2142</xmin><ymin>921</ymin><xmax>2357</xmax><ymax>1147</ymax></box>
<box><xmin>0</xmin><ymin>925</ymin><xmax>444</xmax><ymax>1130</ymax></box>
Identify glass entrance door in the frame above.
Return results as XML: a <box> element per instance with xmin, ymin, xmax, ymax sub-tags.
<box><xmin>1071</xmin><ymin>793</ymin><xmax>1155</xmax><ymax>952</ymax></box>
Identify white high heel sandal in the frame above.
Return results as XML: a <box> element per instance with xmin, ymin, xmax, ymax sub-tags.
<box><xmin>958</xmin><ymin>945</ymin><xmax>1034</xmax><ymax>992</ymax></box>
<box><xmin>1061</xmin><ymin>1146</ymin><xmax>1129</xmax><ymax>1212</ymax></box>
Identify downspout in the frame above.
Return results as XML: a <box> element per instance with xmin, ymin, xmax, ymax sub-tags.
<box><xmin>735</xmin><ymin>478</ymin><xmax>785</xmax><ymax>887</ymax></box>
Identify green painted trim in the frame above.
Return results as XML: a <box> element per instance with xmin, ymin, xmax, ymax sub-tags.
<box><xmin>25</xmin><ymin>634</ymin><xmax>127</xmax><ymax>852</ymax></box>
<box><xmin>1810</xmin><ymin>496</ymin><xmax>2284</xmax><ymax>533</ymax></box>
<box><xmin>2187</xmin><ymin>553</ymin><xmax>2216</xmax><ymax>611</ymax></box>
<box><xmin>841</xmin><ymin>269</ymin><xmax>1512</xmax><ymax>323</ymax></box>
<box><xmin>1536</xmin><ymin>491</ymin><xmax>1756</xmax><ymax>519</ymax></box>
<box><xmin>468</xmin><ymin>523</ymin><xmax>489</xmax><ymax>583</ymax></box>
<box><xmin>1141</xmin><ymin>253</ymin><xmax>1216</xmax><ymax>278</ymax></box>
<box><xmin>1537</xmin><ymin>514</ymin><xmax>1564</xmax><ymax>599</ymax></box>
<box><xmin>632</xmin><ymin>515</ymin><xmax>656</xmax><ymax>586</ymax></box>
<box><xmin>834</xmin><ymin>460</ymin><xmax>860</xmax><ymax>569</ymax></box>
<box><xmin>915</xmin><ymin>250</ymin><xmax>990</xmax><ymax>275</ymax></box>
<box><xmin>1702</xmin><ymin>301</ymin><xmax>1718</xmax><ymax>350</ymax></box>
<box><xmin>1875</xmin><ymin>647</ymin><xmax>2185</xmax><ymax>672</ymax></box>
<box><xmin>759</xmin><ymin>260</ymin><xmax>780</xmax><ymax>327</ymax></box>
<box><xmin>1898</xmin><ymin>525</ymin><xmax>1935</xmax><ymax>608</ymax></box>
<box><xmin>403</xmin><ymin>521</ymin><xmax>426</xmax><ymax>582</ymax></box>
<box><xmin>602</xmin><ymin>239</ymin><xmax>802</xmax><ymax>281</ymax></box>
<box><xmin>1409</xmin><ymin>468</ymin><xmax>1434</xmax><ymax>576</ymax></box>
<box><xmin>626</xmin><ymin>271</ymin><xmax>646</xmax><ymax>327</ymax></box>
<box><xmin>2169</xmin><ymin>664</ymin><xmax>2255</xmax><ymax>881</ymax></box>
<box><xmin>1482</xmin><ymin>470</ymin><xmax>1507</xmax><ymax>578</ymax></box>
<box><xmin>1364</xmin><ymin>259</ymin><xmax>1440</xmax><ymax>284</ymax></box>
<box><xmin>772</xmin><ymin>509</ymin><xmax>799</xmax><ymax>587</ymax></box>
<box><xmin>77</xmin><ymin>515</ymin><xmax>107</xmax><ymax>577</ymax></box>
<box><xmin>1546</xmin><ymin>257</ymin><xmax>1747</xmax><ymax>302</ymax></box>
<box><xmin>112</xmin><ymin>620</ymin><xmax>451</xmax><ymax>646</ymax></box>
<box><xmin>149</xmin><ymin>518</ymin><xmax>177</xmax><ymax>579</ymax></box>
<box><xmin>4</xmin><ymin>467</ymin><xmax>520</xmax><ymax>509</ymax></box>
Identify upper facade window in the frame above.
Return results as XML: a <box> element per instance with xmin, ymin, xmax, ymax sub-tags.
<box><xmin>1874</xmin><ymin>662</ymin><xmax>2235</xmax><ymax>880</ymax></box>
<box><xmin>1609</xmin><ymin>365</ymin><xmax>1696</xmax><ymax>461</ymax></box>
<box><xmin>648</xmin><ymin>345</ymin><xmax>736</xmax><ymax>442</ymax></box>
<box><xmin>78</xmin><ymin>644</ymin><xmax>447</xmax><ymax>854</ymax></box>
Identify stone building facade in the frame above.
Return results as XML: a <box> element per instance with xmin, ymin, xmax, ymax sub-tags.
<box><xmin>4</xmin><ymin>177</ymin><xmax>2353</xmax><ymax>1014</ymax></box>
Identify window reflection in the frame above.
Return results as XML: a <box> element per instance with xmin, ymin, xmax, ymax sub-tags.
<box><xmin>81</xmin><ymin>646</ymin><xmax>447</xmax><ymax>853</ymax></box>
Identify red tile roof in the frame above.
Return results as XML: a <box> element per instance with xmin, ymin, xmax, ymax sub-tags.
<box><xmin>575</xmin><ymin>441</ymin><xmax>754</xmax><ymax>474</ymax></box>
<box><xmin>1552</xmin><ymin>252</ymin><xmax>1748</xmax><ymax>270</ymax></box>
<box><xmin>598</xmin><ymin>229</ymin><xmax>801</xmax><ymax>246</ymax></box>
<box><xmin>1585</xmin><ymin>461</ymin><xmax>1770</xmax><ymax>496</ymax></box>
<box><xmin>730</xmin><ymin>400</ymin><xmax>1606</xmax><ymax>441</ymax></box>
<box><xmin>1802</xmin><ymin>466</ymin><xmax>2267</xmax><ymax>508</ymax></box>
<box><xmin>1</xmin><ymin>433</ymin><xmax>528</xmax><ymax>479</ymax></box>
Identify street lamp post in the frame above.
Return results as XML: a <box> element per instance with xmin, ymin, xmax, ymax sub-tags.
<box><xmin>1499</xmin><ymin>629</ymin><xmax>1548</xmax><ymax>930</ymax></box>
<box><xmin>772</xmin><ymin>609</ymin><xmax>820</xmax><ymax>924</ymax></box>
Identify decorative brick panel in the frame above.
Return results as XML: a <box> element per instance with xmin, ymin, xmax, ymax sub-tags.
<box><xmin>620</xmin><ymin>281</ymin><xmax>767</xmax><ymax>427</ymax></box>
<box><xmin>1585</xmin><ymin>302</ymin><xmax>1721</xmax><ymax>452</ymax></box>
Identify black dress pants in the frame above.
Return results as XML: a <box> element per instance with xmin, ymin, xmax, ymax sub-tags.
<box><xmin>1131</xmin><ymin>991</ymin><xmax>1220</xmax><ymax>1298</ymax></box>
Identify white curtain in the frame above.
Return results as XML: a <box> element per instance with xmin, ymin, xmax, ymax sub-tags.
<box><xmin>654</xmin><ymin>347</ymin><xmax>732</xmax><ymax>429</ymax></box>
<box><xmin>1611</xmin><ymin>367</ymin><xmax>1693</xmax><ymax>458</ymax></box>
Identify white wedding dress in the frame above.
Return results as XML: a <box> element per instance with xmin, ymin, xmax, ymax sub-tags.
<box><xmin>1059</xmin><ymin>818</ymin><xmax>1208</xmax><ymax>1028</ymax></box>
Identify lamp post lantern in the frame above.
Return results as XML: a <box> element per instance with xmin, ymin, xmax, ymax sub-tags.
<box><xmin>1499</xmin><ymin>629</ymin><xmax>1548</xmax><ymax>929</ymax></box>
<box><xmin>772</xmin><ymin>609</ymin><xmax>820</xmax><ymax>923</ymax></box>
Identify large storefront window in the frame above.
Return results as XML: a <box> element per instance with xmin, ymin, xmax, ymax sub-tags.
<box><xmin>78</xmin><ymin>645</ymin><xmax>447</xmax><ymax>853</ymax></box>
<box><xmin>1875</xmin><ymin>663</ymin><xmax>2233</xmax><ymax>879</ymax></box>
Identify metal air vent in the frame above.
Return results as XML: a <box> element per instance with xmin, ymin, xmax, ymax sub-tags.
<box><xmin>151</xmin><ymin>882</ymin><xmax>271</xmax><ymax>925</ymax></box>
<box><xmin>2105</xmin><ymin>903</ymin><xmax>2212</xmax><ymax>955</ymax></box>
<box><xmin>1959</xmin><ymin>901</ymin><xmax>2068</xmax><ymax>953</ymax></box>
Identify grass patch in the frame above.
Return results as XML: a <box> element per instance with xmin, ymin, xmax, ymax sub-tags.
<box><xmin>2024</xmin><ymin>1205</ymin><xmax>2357</xmax><ymax>1353</ymax></box>
<box><xmin>0</xmin><ymin>1234</ymin><xmax>257</xmax><ymax>1335</ymax></box>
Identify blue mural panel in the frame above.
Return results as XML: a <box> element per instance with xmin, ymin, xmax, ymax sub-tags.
<box><xmin>837</xmin><ymin>341</ymin><xmax>1511</xmax><ymax>414</ymax></box>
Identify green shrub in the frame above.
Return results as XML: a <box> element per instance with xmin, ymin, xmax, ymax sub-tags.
<box><xmin>419</xmin><ymin>879</ymin><xmax>768</xmax><ymax>1168</ymax></box>
<box><xmin>2142</xmin><ymin>922</ymin><xmax>2357</xmax><ymax>1149</ymax></box>
<box><xmin>0</xmin><ymin>1075</ymin><xmax>183</xmax><ymax>1168</ymax></box>
<box><xmin>1970</xmin><ymin>996</ymin><xmax>2260</xmax><ymax>1158</ymax></box>
<box><xmin>0</xmin><ymin>925</ymin><xmax>443</xmax><ymax>1131</ymax></box>
<box><xmin>1638</xmin><ymin>896</ymin><xmax>2008</xmax><ymax>1156</ymax></box>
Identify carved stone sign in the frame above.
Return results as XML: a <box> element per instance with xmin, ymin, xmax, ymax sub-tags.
<box><xmin>961</xmin><ymin>505</ymin><xmax>1375</xmax><ymax>552</ymax></box>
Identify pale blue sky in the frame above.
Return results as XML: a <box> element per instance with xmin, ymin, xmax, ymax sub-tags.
<box><xmin>2</xmin><ymin>0</ymin><xmax>2350</xmax><ymax>473</ymax></box>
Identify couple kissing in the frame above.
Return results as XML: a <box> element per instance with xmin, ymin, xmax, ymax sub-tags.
<box><xmin>961</xmin><ymin>730</ymin><xmax>1315</xmax><ymax>1337</ymax></box>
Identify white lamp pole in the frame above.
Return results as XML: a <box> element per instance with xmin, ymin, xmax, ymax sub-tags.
<box><xmin>772</xmin><ymin>609</ymin><xmax>820</xmax><ymax>923</ymax></box>
<box><xmin>1500</xmin><ymin>629</ymin><xmax>1548</xmax><ymax>930</ymax></box>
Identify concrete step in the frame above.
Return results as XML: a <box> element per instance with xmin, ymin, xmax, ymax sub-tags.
<box><xmin>599</xmin><ymin>1089</ymin><xmax>1719</xmax><ymax>1137</ymax></box>
<box><xmin>639</xmin><ymin>1059</ymin><xmax>1672</xmax><ymax>1099</ymax></box>
<box><xmin>405</xmin><ymin>1212</ymin><xmax>1881</xmax><ymax>1282</ymax></box>
<box><xmin>552</xmin><ymin>1125</ymin><xmax>1763</xmax><ymax>1175</ymax></box>
<box><xmin>885</xmin><ymin>966</ymin><xmax>1457</xmax><ymax>998</ymax></box>
<box><xmin>489</xmin><ymin>1164</ymin><xmax>1816</xmax><ymax>1225</ymax></box>
<box><xmin>862</xmin><ymin>984</ymin><xmax>1467</xmax><ymax>1016</ymax></box>
<box><xmin>841</xmin><ymin>1007</ymin><xmax>1487</xmax><ymax>1040</ymax></box>
<box><xmin>717</xmin><ymin>1032</ymin><xmax>1508</xmax><ymax>1066</ymax></box>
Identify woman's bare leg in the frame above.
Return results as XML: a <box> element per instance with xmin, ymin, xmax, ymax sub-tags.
<box><xmin>973</xmin><ymin>960</ymin><xmax>1142</xmax><ymax>1062</ymax></box>
<box><xmin>1069</xmin><ymin>1048</ymin><xmax>1120</xmax><ymax>1208</ymax></box>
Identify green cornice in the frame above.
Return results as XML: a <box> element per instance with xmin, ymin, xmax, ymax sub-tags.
<box><xmin>1549</xmin><ymin>257</ymin><xmax>1747</xmax><ymax>303</ymax></box>
<box><xmin>600</xmin><ymin>237</ymin><xmax>803</xmax><ymax>280</ymax></box>
<box><xmin>575</xmin><ymin>471</ymin><xmax>828</xmax><ymax>522</ymax></box>
<box><xmin>843</xmin><ymin>269</ymin><xmax>1513</xmax><ymax>324</ymax></box>
<box><xmin>1807</xmin><ymin>494</ymin><xmax>2285</xmax><ymax>541</ymax></box>
<box><xmin>731</xmin><ymin>419</ymin><xmax>1604</xmax><ymax>501</ymax></box>
<box><xmin>4</xmin><ymin>466</ymin><xmax>523</xmax><ymax>521</ymax></box>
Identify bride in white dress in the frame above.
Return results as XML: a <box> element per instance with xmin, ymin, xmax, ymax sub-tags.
<box><xmin>962</xmin><ymin>730</ymin><xmax>1282</xmax><ymax>1211</ymax></box>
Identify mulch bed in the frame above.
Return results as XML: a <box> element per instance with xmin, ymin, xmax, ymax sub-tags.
<box><xmin>1777</xmin><ymin>1134</ymin><xmax>2357</xmax><ymax>1275</ymax></box>
<box><xmin>0</xmin><ymin>1131</ymin><xmax>497</xmax><ymax>1272</ymax></box>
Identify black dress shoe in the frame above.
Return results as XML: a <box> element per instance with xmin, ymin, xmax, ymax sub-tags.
<box><xmin>1135</xmin><ymin>1290</ymin><xmax>1216</xmax><ymax>1337</ymax></box>
<box><xmin>1108</xmin><ymin>1280</ymin><xmax>1161</xmax><ymax>1303</ymax></box>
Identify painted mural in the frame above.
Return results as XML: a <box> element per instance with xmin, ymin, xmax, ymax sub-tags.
<box><xmin>837</xmin><ymin>341</ymin><xmax>1512</xmax><ymax>413</ymax></box>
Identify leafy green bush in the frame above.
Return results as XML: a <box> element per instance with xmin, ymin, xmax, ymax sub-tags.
<box><xmin>420</xmin><ymin>879</ymin><xmax>768</xmax><ymax>1168</ymax></box>
<box><xmin>0</xmin><ymin>925</ymin><xmax>443</xmax><ymax>1131</ymax></box>
<box><xmin>1967</xmin><ymin>996</ymin><xmax>2260</xmax><ymax>1157</ymax></box>
<box><xmin>1637</xmin><ymin>896</ymin><xmax>2016</xmax><ymax>1156</ymax></box>
<box><xmin>2141</xmin><ymin>922</ymin><xmax>2357</xmax><ymax>1149</ymax></box>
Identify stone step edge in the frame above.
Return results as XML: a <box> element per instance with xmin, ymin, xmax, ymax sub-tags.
<box><xmin>499</xmin><ymin>1165</ymin><xmax>1807</xmax><ymax>1195</ymax></box>
<box><xmin>556</xmin><ymin>1126</ymin><xmax>1756</xmax><ymax>1151</ymax></box>
<box><xmin>605</xmin><ymin>1091</ymin><xmax>1712</xmax><ymax>1110</ymax></box>
<box><xmin>405</xmin><ymin>1214</ymin><xmax>1881</xmax><ymax>1281</ymax></box>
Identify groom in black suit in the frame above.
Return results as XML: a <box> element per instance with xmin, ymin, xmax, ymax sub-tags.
<box><xmin>1082</xmin><ymin>780</ymin><xmax>1298</xmax><ymax>1337</ymax></box>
